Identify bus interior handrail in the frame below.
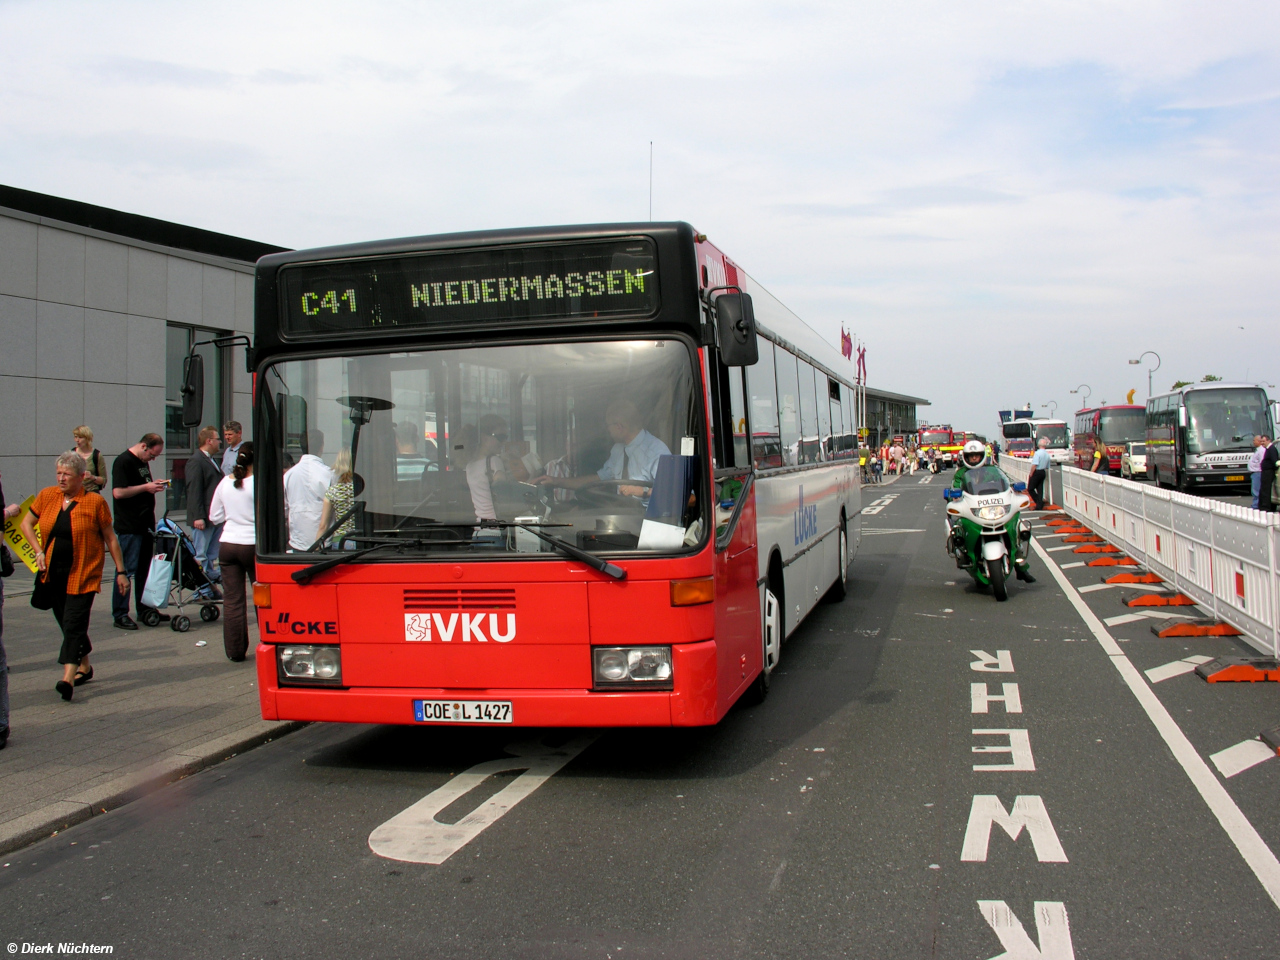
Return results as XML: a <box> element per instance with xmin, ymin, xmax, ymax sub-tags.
<box><xmin>715</xmin><ymin>471</ymin><xmax>755</xmax><ymax>552</ymax></box>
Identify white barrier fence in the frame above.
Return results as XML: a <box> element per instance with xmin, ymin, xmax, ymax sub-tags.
<box><xmin>1050</xmin><ymin>464</ymin><xmax>1280</xmax><ymax>658</ymax></box>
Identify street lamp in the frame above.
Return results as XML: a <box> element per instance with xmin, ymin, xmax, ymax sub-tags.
<box><xmin>1040</xmin><ymin>400</ymin><xmax>1058</xmax><ymax>418</ymax></box>
<box><xmin>1128</xmin><ymin>351</ymin><xmax>1161</xmax><ymax>398</ymax></box>
<box><xmin>1070</xmin><ymin>384</ymin><xmax>1091</xmax><ymax>409</ymax></box>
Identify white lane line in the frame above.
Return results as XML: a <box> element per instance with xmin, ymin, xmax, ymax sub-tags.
<box><xmin>368</xmin><ymin>734</ymin><xmax>596</xmax><ymax>865</ymax></box>
<box><xmin>1034</xmin><ymin>538</ymin><xmax>1280</xmax><ymax>911</ymax></box>
<box><xmin>863</xmin><ymin>528</ymin><xmax>927</xmax><ymax>535</ymax></box>
<box><xmin>918</xmin><ymin>475</ymin><xmax>934</xmax><ymax>484</ymax></box>
<box><xmin>1104</xmin><ymin>610</ymin><xmax>1189</xmax><ymax>626</ymax></box>
<box><xmin>1079</xmin><ymin>582</ymin><xmax>1170</xmax><ymax>594</ymax></box>
<box><xmin>1210</xmin><ymin>740</ymin><xmax>1277</xmax><ymax>779</ymax></box>
<box><xmin>1104</xmin><ymin>613</ymin><xmax>1146</xmax><ymax>627</ymax></box>
<box><xmin>1046</xmin><ymin>545</ymin><xmax>1080</xmax><ymax>553</ymax></box>
<box><xmin>1145</xmin><ymin>656</ymin><xmax>1215</xmax><ymax>683</ymax></box>
<box><xmin>1059</xmin><ymin>561</ymin><xmax>1086</xmax><ymax>569</ymax></box>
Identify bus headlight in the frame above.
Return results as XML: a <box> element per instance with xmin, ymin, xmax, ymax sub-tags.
<box><xmin>593</xmin><ymin>646</ymin><xmax>673</xmax><ymax>689</ymax></box>
<box><xmin>277</xmin><ymin>644</ymin><xmax>343</xmax><ymax>686</ymax></box>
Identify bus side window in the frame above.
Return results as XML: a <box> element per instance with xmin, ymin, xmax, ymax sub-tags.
<box><xmin>827</xmin><ymin>377</ymin><xmax>842</xmax><ymax>460</ymax></box>
<box><xmin>747</xmin><ymin>340</ymin><xmax>780</xmax><ymax>470</ymax></box>
<box><xmin>840</xmin><ymin>382</ymin><xmax>856</xmax><ymax>457</ymax></box>
<box><xmin>798</xmin><ymin>360</ymin><xmax>820</xmax><ymax>464</ymax></box>
<box><xmin>775</xmin><ymin>349</ymin><xmax>801</xmax><ymax>467</ymax></box>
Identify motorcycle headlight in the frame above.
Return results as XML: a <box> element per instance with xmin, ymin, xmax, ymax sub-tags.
<box><xmin>977</xmin><ymin>505</ymin><xmax>1009</xmax><ymax>521</ymax></box>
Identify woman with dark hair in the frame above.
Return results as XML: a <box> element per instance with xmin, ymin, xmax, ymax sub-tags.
<box><xmin>209</xmin><ymin>442</ymin><xmax>256</xmax><ymax>661</ymax></box>
<box><xmin>466</xmin><ymin>414</ymin><xmax>510</xmax><ymax>523</ymax></box>
<box><xmin>20</xmin><ymin>452</ymin><xmax>128</xmax><ymax>700</ymax></box>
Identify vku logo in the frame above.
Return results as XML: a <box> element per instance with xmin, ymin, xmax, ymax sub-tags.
<box><xmin>404</xmin><ymin>612</ymin><xmax>517</xmax><ymax>644</ymax></box>
<box><xmin>794</xmin><ymin>484</ymin><xmax>818</xmax><ymax>546</ymax></box>
<box><xmin>262</xmin><ymin>612</ymin><xmax>339</xmax><ymax>637</ymax></box>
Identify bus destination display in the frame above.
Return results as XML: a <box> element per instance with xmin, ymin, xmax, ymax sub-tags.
<box><xmin>282</xmin><ymin>239</ymin><xmax>658</xmax><ymax>336</ymax></box>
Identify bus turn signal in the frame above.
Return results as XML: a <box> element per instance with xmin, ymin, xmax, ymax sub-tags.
<box><xmin>670</xmin><ymin>577</ymin><xmax>715</xmax><ymax>606</ymax></box>
<box><xmin>253</xmin><ymin>582</ymin><xmax>272</xmax><ymax>608</ymax></box>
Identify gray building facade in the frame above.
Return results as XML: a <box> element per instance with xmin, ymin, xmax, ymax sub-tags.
<box><xmin>0</xmin><ymin>185</ymin><xmax>284</xmax><ymax>513</ymax></box>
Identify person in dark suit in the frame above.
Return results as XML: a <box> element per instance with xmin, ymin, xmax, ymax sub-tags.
<box><xmin>185</xmin><ymin>426</ymin><xmax>225</xmax><ymax>585</ymax></box>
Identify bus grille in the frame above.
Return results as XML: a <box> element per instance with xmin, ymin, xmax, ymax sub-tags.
<box><xmin>403</xmin><ymin>588</ymin><xmax>517</xmax><ymax>611</ymax></box>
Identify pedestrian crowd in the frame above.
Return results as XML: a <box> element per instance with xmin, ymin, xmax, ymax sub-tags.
<box><xmin>0</xmin><ymin>421</ymin><xmax>258</xmax><ymax>751</ymax></box>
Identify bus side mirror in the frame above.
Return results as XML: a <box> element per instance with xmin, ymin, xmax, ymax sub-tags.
<box><xmin>180</xmin><ymin>353</ymin><xmax>204</xmax><ymax>428</ymax></box>
<box><xmin>714</xmin><ymin>292</ymin><xmax>759</xmax><ymax>366</ymax></box>
<box><xmin>1178</xmin><ymin>405</ymin><xmax>1187</xmax><ymax>428</ymax></box>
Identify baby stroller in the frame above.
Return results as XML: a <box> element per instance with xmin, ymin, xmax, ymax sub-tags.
<box><xmin>149</xmin><ymin>518</ymin><xmax>222</xmax><ymax>632</ymax></box>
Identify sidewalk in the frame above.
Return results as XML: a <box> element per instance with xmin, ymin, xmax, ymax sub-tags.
<box><xmin>0</xmin><ymin>577</ymin><xmax>301</xmax><ymax>855</ymax></box>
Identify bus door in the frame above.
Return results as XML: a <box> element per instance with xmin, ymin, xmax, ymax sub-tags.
<box><xmin>708</xmin><ymin>356</ymin><xmax>761</xmax><ymax>713</ymax></box>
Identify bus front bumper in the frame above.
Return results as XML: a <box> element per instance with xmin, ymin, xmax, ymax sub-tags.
<box><xmin>255</xmin><ymin>640</ymin><xmax>725</xmax><ymax>727</ymax></box>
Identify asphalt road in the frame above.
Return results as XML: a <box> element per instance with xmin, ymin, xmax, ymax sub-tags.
<box><xmin>3</xmin><ymin>475</ymin><xmax>1279</xmax><ymax>959</ymax></box>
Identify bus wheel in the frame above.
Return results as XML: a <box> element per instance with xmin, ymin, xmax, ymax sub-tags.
<box><xmin>825</xmin><ymin>524</ymin><xmax>848</xmax><ymax>602</ymax></box>
<box><xmin>745</xmin><ymin>586</ymin><xmax>781</xmax><ymax>705</ymax></box>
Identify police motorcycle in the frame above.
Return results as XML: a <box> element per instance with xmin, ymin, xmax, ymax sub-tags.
<box><xmin>943</xmin><ymin>441</ymin><xmax>1034</xmax><ymax>602</ymax></box>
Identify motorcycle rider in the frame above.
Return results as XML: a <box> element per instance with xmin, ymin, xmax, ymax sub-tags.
<box><xmin>947</xmin><ymin>440</ymin><xmax>1036</xmax><ymax>583</ymax></box>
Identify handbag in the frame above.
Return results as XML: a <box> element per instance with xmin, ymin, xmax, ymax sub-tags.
<box><xmin>140</xmin><ymin>553</ymin><xmax>173</xmax><ymax>609</ymax></box>
<box><xmin>1</xmin><ymin>544</ymin><xmax>14</xmax><ymax>578</ymax></box>
<box><xmin>30</xmin><ymin>570</ymin><xmax>53</xmax><ymax>610</ymax></box>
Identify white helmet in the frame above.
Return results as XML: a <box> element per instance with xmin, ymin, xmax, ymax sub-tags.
<box><xmin>962</xmin><ymin>440</ymin><xmax>986</xmax><ymax>467</ymax></box>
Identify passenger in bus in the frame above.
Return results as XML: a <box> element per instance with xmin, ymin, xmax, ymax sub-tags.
<box><xmin>536</xmin><ymin>399</ymin><xmax>671</xmax><ymax>498</ymax></box>
<box><xmin>282</xmin><ymin>430</ymin><xmax>334</xmax><ymax>551</ymax></box>
<box><xmin>467</xmin><ymin>414</ymin><xmax>511</xmax><ymax>522</ymax></box>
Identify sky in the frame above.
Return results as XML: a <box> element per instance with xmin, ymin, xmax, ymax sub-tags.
<box><xmin>2</xmin><ymin>0</ymin><xmax>1278</xmax><ymax>435</ymax></box>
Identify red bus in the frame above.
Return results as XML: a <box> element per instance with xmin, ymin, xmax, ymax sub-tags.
<box><xmin>1072</xmin><ymin>405</ymin><xmax>1145</xmax><ymax>473</ymax></box>
<box><xmin>234</xmin><ymin>223</ymin><xmax>861</xmax><ymax>727</ymax></box>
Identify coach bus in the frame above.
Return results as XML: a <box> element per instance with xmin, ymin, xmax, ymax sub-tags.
<box><xmin>1000</xmin><ymin>418</ymin><xmax>1035</xmax><ymax>458</ymax></box>
<box><xmin>1146</xmin><ymin>383</ymin><xmax>1273</xmax><ymax>491</ymax></box>
<box><xmin>196</xmin><ymin>223</ymin><xmax>860</xmax><ymax>728</ymax></box>
<box><xmin>1028</xmin><ymin>418</ymin><xmax>1071</xmax><ymax>464</ymax></box>
<box><xmin>1072</xmin><ymin>404</ymin><xmax>1144</xmax><ymax>473</ymax></box>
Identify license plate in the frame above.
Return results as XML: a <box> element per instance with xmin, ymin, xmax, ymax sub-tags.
<box><xmin>414</xmin><ymin>699</ymin><xmax>513</xmax><ymax>724</ymax></box>
<box><xmin>1224</xmin><ymin>475</ymin><xmax>1245</xmax><ymax>482</ymax></box>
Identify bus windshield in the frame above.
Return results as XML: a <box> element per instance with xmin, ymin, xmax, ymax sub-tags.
<box><xmin>920</xmin><ymin>430</ymin><xmax>950</xmax><ymax>445</ymax></box>
<box><xmin>1035</xmin><ymin>425</ymin><xmax>1069</xmax><ymax>448</ymax></box>
<box><xmin>1002</xmin><ymin>422</ymin><xmax>1031</xmax><ymax>440</ymax></box>
<box><xmin>261</xmin><ymin>339</ymin><xmax>701</xmax><ymax>556</ymax></box>
<box><xmin>1184</xmin><ymin>388</ymin><xmax>1271</xmax><ymax>454</ymax></box>
<box><xmin>1098</xmin><ymin>409</ymin><xmax>1145</xmax><ymax>444</ymax></box>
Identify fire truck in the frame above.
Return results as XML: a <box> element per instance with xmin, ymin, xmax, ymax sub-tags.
<box><xmin>917</xmin><ymin>424</ymin><xmax>959</xmax><ymax>468</ymax></box>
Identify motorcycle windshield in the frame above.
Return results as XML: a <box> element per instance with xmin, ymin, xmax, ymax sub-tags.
<box><xmin>962</xmin><ymin>465</ymin><xmax>1010</xmax><ymax>496</ymax></box>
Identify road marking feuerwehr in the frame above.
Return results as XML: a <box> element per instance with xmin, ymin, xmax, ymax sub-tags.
<box><xmin>1033</xmin><ymin>538</ymin><xmax>1280</xmax><ymax>911</ymax></box>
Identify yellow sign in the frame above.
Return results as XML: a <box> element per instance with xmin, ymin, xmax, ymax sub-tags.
<box><xmin>3</xmin><ymin>495</ymin><xmax>39</xmax><ymax>573</ymax></box>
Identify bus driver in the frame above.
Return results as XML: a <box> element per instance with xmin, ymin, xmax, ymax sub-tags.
<box><xmin>537</xmin><ymin>399</ymin><xmax>670</xmax><ymax>498</ymax></box>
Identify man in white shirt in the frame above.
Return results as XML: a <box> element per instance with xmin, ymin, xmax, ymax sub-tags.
<box><xmin>1248</xmin><ymin>435</ymin><xmax>1267</xmax><ymax>509</ymax></box>
<box><xmin>538</xmin><ymin>399</ymin><xmax>671</xmax><ymax>498</ymax></box>
<box><xmin>1028</xmin><ymin>437</ymin><xmax>1053</xmax><ymax>510</ymax></box>
<box><xmin>283</xmin><ymin>430</ymin><xmax>335</xmax><ymax>550</ymax></box>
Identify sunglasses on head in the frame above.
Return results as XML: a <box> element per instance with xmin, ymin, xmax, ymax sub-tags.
<box><xmin>489</xmin><ymin>432</ymin><xmax>509</xmax><ymax>443</ymax></box>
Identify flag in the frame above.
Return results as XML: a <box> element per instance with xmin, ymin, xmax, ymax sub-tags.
<box><xmin>856</xmin><ymin>345</ymin><xmax>867</xmax><ymax>385</ymax></box>
<box><xmin>840</xmin><ymin>327</ymin><xmax>853</xmax><ymax>360</ymax></box>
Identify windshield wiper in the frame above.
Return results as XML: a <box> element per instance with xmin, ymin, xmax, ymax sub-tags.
<box><xmin>476</xmin><ymin>520</ymin><xmax>627</xmax><ymax>580</ymax></box>
<box><xmin>307</xmin><ymin>502</ymin><xmax>363</xmax><ymax>552</ymax></box>
<box><xmin>292</xmin><ymin>542</ymin><xmax>398</xmax><ymax>584</ymax></box>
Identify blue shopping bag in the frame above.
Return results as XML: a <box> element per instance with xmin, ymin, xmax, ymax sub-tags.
<box><xmin>140</xmin><ymin>553</ymin><xmax>173</xmax><ymax>609</ymax></box>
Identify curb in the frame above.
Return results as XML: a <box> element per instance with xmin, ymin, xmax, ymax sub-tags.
<box><xmin>0</xmin><ymin>720</ymin><xmax>307</xmax><ymax>857</ymax></box>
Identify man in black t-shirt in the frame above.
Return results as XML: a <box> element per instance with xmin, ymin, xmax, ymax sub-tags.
<box><xmin>111</xmin><ymin>433</ymin><xmax>167</xmax><ymax>629</ymax></box>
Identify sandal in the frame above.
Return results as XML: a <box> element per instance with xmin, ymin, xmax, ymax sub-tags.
<box><xmin>74</xmin><ymin>666</ymin><xmax>95</xmax><ymax>686</ymax></box>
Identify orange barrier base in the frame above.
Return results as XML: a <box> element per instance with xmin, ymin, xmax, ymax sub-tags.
<box><xmin>1064</xmin><ymin>534</ymin><xmax>1104</xmax><ymax>543</ymax></box>
<box><xmin>1126</xmin><ymin>594</ymin><xmax>1196</xmax><ymax>608</ymax></box>
<box><xmin>1106</xmin><ymin>572</ymin><xmax>1165</xmax><ymax>584</ymax></box>
<box><xmin>1055</xmin><ymin>526</ymin><xmax>1093</xmax><ymax>535</ymax></box>
<box><xmin>1046</xmin><ymin>517</ymin><xmax>1075</xmax><ymax>527</ymax></box>
<box><xmin>1089</xmin><ymin>557</ymin><xmax>1140</xmax><ymax>566</ymax></box>
<box><xmin>1154</xmin><ymin>620</ymin><xmax>1243</xmax><ymax>638</ymax></box>
<box><xmin>1260</xmin><ymin>725</ymin><xmax>1280</xmax><ymax>752</ymax></box>
<box><xmin>1074</xmin><ymin>544</ymin><xmax>1121</xmax><ymax>554</ymax></box>
<box><xmin>1193</xmin><ymin>657</ymin><xmax>1279</xmax><ymax>681</ymax></box>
